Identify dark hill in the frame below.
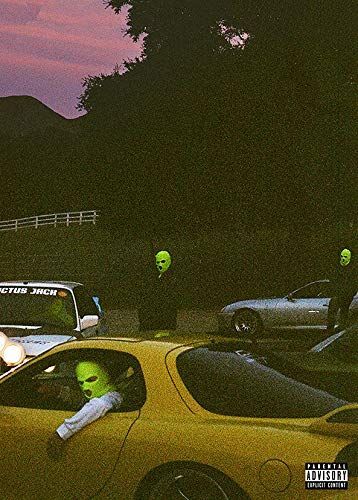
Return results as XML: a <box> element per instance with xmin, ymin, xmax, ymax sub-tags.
<box><xmin>0</xmin><ymin>96</ymin><xmax>89</xmax><ymax>220</ymax></box>
<box><xmin>0</xmin><ymin>95</ymin><xmax>83</xmax><ymax>137</ymax></box>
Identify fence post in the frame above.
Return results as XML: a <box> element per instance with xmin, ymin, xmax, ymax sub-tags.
<box><xmin>0</xmin><ymin>211</ymin><xmax>98</xmax><ymax>232</ymax></box>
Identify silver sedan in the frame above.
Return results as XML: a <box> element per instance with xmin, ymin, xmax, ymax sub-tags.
<box><xmin>218</xmin><ymin>280</ymin><xmax>358</xmax><ymax>337</ymax></box>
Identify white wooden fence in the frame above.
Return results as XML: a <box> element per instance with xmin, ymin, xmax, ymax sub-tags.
<box><xmin>0</xmin><ymin>210</ymin><xmax>99</xmax><ymax>232</ymax></box>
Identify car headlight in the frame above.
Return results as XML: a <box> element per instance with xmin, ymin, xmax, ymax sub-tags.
<box><xmin>2</xmin><ymin>342</ymin><xmax>26</xmax><ymax>366</ymax></box>
<box><xmin>0</xmin><ymin>331</ymin><xmax>8</xmax><ymax>353</ymax></box>
<box><xmin>44</xmin><ymin>365</ymin><xmax>56</xmax><ymax>373</ymax></box>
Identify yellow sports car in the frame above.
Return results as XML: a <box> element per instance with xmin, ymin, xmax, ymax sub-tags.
<box><xmin>0</xmin><ymin>336</ymin><xmax>356</xmax><ymax>499</ymax></box>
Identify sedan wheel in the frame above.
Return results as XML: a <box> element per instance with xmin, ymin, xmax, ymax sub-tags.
<box><xmin>233</xmin><ymin>310</ymin><xmax>262</xmax><ymax>337</ymax></box>
<box><xmin>143</xmin><ymin>467</ymin><xmax>245</xmax><ymax>500</ymax></box>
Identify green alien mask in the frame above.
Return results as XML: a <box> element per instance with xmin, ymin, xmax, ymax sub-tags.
<box><xmin>340</xmin><ymin>248</ymin><xmax>351</xmax><ymax>267</ymax></box>
<box><xmin>49</xmin><ymin>298</ymin><xmax>66</xmax><ymax>316</ymax></box>
<box><xmin>76</xmin><ymin>361</ymin><xmax>116</xmax><ymax>399</ymax></box>
<box><xmin>155</xmin><ymin>250</ymin><xmax>172</xmax><ymax>275</ymax></box>
<box><xmin>48</xmin><ymin>298</ymin><xmax>74</xmax><ymax>328</ymax></box>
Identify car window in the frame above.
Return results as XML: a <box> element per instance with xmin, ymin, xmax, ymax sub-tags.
<box><xmin>0</xmin><ymin>286</ymin><xmax>76</xmax><ymax>329</ymax></box>
<box><xmin>73</xmin><ymin>286</ymin><xmax>100</xmax><ymax>317</ymax></box>
<box><xmin>292</xmin><ymin>281</ymin><xmax>331</xmax><ymax>299</ymax></box>
<box><xmin>176</xmin><ymin>346</ymin><xmax>347</xmax><ymax>418</ymax></box>
<box><xmin>0</xmin><ymin>349</ymin><xmax>146</xmax><ymax>412</ymax></box>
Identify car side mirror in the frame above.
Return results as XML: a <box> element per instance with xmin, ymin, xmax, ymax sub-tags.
<box><xmin>80</xmin><ymin>314</ymin><xmax>99</xmax><ymax>330</ymax></box>
<box><xmin>92</xmin><ymin>296</ymin><xmax>104</xmax><ymax>317</ymax></box>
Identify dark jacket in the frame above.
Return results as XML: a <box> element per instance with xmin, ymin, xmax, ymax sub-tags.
<box><xmin>330</xmin><ymin>261</ymin><xmax>357</xmax><ymax>298</ymax></box>
<box><xmin>138</xmin><ymin>268</ymin><xmax>178</xmax><ymax>331</ymax></box>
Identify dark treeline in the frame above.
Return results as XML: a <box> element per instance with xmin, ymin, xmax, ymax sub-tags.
<box><xmin>0</xmin><ymin>224</ymin><xmax>351</xmax><ymax>309</ymax></box>
<box><xmin>1</xmin><ymin>1</ymin><xmax>356</xmax><ymax>244</ymax></box>
<box><xmin>76</xmin><ymin>0</ymin><xmax>356</xmax><ymax>236</ymax></box>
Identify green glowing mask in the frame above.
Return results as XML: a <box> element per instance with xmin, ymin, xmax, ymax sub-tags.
<box><xmin>49</xmin><ymin>299</ymin><xmax>65</xmax><ymax>316</ymax></box>
<box><xmin>340</xmin><ymin>248</ymin><xmax>351</xmax><ymax>266</ymax></box>
<box><xmin>155</xmin><ymin>250</ymin><xmax>172</xmax><ymax>275</ymax></box>
<box><xmin>48</xmin><ymin>299</ymin><xmax>74</xmax><ymax>328</ymax></box>
<box><xmin>76</xmin><ymin>361</ymin><xmax>116</xmax><ymax>399</ymax></box>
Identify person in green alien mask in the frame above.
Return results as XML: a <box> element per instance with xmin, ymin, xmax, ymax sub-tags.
<box><xmin>46</xmin><ymin>297</ymin><xmax>75</xmax><ymax>329</ymax></box>
<box><xmin>327</xmin><ymin>248</ymin><xmax>358</xmax><ymax>334</ymax></box>
<box><xmin>47</xmin><ymin>360</ymin><xmax>124</xmax><ymax>459</ymax></box>
<box><xmin>138</xmin><ymin>249</ymin><xmax>178</xmax><ymax>332</ymax></box>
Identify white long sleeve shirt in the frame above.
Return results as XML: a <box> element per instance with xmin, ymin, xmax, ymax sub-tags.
<box><xmin>56</xmin><ymin>391</ymin><xmax>122</xmax><ymax>441</ymax></box>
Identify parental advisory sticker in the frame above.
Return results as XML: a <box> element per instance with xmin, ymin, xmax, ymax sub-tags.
<box><xmin>305</xmin><ymin>463</ymin><xmax>348</xmax><ymax>490</ymax></box>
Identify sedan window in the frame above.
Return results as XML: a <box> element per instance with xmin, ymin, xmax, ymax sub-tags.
<box><xmin>177</xmin><ymin>346</ymin><xmax>347</xmax><ymax>418</ymax></box>
<box><xmin>74</xmin><ymin>286</ymin><xmax>100</xmax><ymax>318</ymax></box>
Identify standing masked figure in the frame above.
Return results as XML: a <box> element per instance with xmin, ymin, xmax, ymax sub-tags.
<box><xmin>327</xmin><ymin>248</ymin><xmax>358</xmax><ymax>334</ymax></box>
<box><xmin>138</xmin><ymin>249</ymin><xmax>178</xmax><ymax>331</ymax></box>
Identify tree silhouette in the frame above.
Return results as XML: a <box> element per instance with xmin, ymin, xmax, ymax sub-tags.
<box><xmin>75</xmin><ymin>0</ymin><xmax>356</xmax><ymax>233</ymax></box>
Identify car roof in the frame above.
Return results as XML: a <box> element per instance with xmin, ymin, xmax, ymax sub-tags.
<box><xmin>291</xmin><ymin>279</ymin><xmax>330</xmax><ymax>291</ymax></box>
<box><xmin>305</xmin><ymin>279</ymin><xmax>330</xmax><ymax>285</ymax></box>
<box><xmin>94</xmin><ymin>335</ymin><xmax>233</xmax><ymax>352</ymax></box>
<box><xmin>39</xmin><ymin>334</ymin><xmax>228</xmax><ymax>356</ymax></box>
<box><xmin>0</xmin><ymin>281</ymin><xmax>82</xmax><ymax>290</ymax></box>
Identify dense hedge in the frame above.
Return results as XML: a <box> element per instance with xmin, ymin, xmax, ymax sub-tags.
<box><xmin>0</xmin><ymin>222</ymin><xmax>353</xmax><ymax>309</ymax></box>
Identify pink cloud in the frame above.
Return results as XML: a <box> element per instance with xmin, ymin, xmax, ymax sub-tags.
<box><xmin>0</xmin><ymin>48</ymin><xmax>107</xmax><ymax>76</ymax></box>
<box><xmin>37</xmin><ymin>7</ymin><xmax>128</xmax><ymax>30</ymax></box>
<box><xmin>0</xmin><ymin>0</ymin><xmax>141</xmax><ymax>117</ymax></box>
<box><xmin>0</xmin><ymin>0</ymin><xmax>42</xmax><ymax>24</ymax></box>
<box><xmin>0</xmin><ymin>23</ymin><xmax>135</xmax><ymax>53</ymax></box>
<box><xmin>0</xmin><ymin>50</ymin><xmax>94</xmax><ymax>117</ymax></box>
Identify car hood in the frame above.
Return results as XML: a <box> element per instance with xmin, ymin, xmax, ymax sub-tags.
<box><xmin>8</xmin><ymin>334</ymin><xmax>75</xmax><ymax>357</ymax></box>
<box><xmin>221</xmin><ymin>297</ymin><xmax>280</xmax><ymax>313</ymax></box>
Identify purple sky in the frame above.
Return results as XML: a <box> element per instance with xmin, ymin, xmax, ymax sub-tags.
<box><xmin>0</xmin><ymin>0</ymin><xmax>142</xmax><ymax>118</ymax></box>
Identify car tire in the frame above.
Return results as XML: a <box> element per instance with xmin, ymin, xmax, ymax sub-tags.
<box><xmin>138</xmin><ymin>464</ymin><xmax>248</xmax><ymax>500</ymax></box>
<box><xmin>232</xmin><ymin>309</ymin><xmax>262</xmax><ymax>338</ymax></box>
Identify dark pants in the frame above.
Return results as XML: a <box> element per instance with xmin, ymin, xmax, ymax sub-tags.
<box><xmin>138</xmin><ymin>307</ymin><xmax>177</xmax><ymax>332</ymax></box>
<box><xmin>327</xmin><ymin>295</ymin><xmax>355</xmax><ymax>332</ymax></box>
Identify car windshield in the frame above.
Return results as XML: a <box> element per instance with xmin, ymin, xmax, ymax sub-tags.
<box><xmin>176</xmin><ymin>344</ymin><xmax>347</xmax><ymax>418</ymax></box>
<box><xmin>291</xmin><ymin>281</ymin><xmax>331</xmax><ymax>299</ymax></box>
<box><xmin>0</xmin><ymin>286</ymin><xmax>76</xmax><ymax>330</ymax></box>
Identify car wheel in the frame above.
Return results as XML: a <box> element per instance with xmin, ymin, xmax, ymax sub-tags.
<box><xmin>140</xmin><ymin>466</ymin><xmax>247</xmax><ymax>500</ymax></box>
<box><xmin>233</xmin><ymin>309</ymin><xmax>262</xmax><ymax>337</ymax></box>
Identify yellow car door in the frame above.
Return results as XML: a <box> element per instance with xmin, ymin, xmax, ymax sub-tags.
<box><xmin>0</xmin><ymin>345</ymin><xmax>145</xmax><ymax>499</ymax></box>
<box><xmin>0</xmin><ymin>406</ymin><xmax>139</xmax><ymax>499</ymax></box>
